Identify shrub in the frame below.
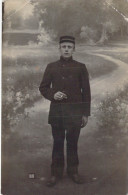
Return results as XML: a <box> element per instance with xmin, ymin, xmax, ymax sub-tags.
<box><xmin>2</xmin><ymin>60</ymin><xmax>43</xmax><ymax>135</ymax></box>
<box><xmin>97</xmin><ymin>84</ymin><xmax>128</xmax><ymax>137</ymax></box>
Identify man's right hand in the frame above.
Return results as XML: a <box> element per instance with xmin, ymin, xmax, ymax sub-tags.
<box><xmin>54</xmin><ymin>91</ymin><xmax>67</xmax><ymax>100</ymax></box>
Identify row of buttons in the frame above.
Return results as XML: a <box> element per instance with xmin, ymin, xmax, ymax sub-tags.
<box><xmin>62</xmin><ymin>76</ymin><xmax>73</xmax><ymax>79</ymax></box>
<box><xmin>62</xmin><ymin>64</ymin><xmax>66</xmax><ymax>79</ymax></box>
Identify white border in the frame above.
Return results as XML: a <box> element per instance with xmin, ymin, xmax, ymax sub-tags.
<box><xmin>0</xmin><ymin>0</ymin><xmax>2</xmax><ymax>194</ymax></box>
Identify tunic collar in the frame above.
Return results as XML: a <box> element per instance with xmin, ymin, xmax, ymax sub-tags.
<box><xmin>60</xmin><ymin>56</ymin><xmax>73</xmax><ymax>63</ymax></box>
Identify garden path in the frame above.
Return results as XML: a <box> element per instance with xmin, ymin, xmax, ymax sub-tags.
<box><xmin>88</xmin><ymin>52</ymin><xmax>128</xmax><ymax>102</ymax></box>
<box><xmin>28</xmin><ymin>47</ymin><xmax>128</xmax><ymax>116</ymax></box>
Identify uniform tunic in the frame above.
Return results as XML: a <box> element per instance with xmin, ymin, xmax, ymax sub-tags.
<box><xmin>39</xmin><ymin>56</ymin><xmax>91</xmax><ymax>128</ymax></box>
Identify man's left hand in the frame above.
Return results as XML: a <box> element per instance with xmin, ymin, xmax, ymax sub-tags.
<box><xmin>81</xmin><ymin>116</ymin><xmax>88</xmax><ymax>128</ymax></box>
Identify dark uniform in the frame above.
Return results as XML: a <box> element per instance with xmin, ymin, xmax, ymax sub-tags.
<box><xmin>39</xmin><ymin>39</ymin><xmax>91</xmax><ymax>178</ymax></box>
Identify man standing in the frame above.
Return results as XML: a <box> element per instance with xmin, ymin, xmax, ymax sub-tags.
<box><xmin>39</xmin><ymin>36</ymin><xmax>91</xmax><ymax>186</ymax></box>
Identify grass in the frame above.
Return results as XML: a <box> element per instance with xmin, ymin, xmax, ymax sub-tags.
<box><xmin>3</xmin><ymin>48</ymin><xmax>117</xmax><ymax>79</ymax></box>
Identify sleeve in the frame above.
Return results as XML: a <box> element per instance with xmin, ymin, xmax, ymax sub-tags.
<box><xmin>39</xmin><ymin>64</ymin><xmax>55</xmax><ymax>101</ymax></box>
<box><xmin>80</xmin><ymin>64</ymin><xmax>91</xmax><ymax>116</ymax></box>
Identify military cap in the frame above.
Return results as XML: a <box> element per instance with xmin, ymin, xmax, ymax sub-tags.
<box><xmin>59</xmin><ymin>36</ymin><xmax>75</xmax><ymax>44</ymax></box>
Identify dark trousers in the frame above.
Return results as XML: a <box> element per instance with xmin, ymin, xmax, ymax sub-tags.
<box><xmin>51</xmin><ymin>124</ymin><xmax>81</xmax><ymax>177</ymax></box>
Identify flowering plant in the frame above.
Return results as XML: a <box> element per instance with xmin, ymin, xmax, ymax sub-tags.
<box><xmin>97</xmin><ymin>85</ymin><xmax>128</xmax><ymax>136</ymax></box>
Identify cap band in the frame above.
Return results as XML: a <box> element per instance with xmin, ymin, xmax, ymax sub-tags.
<box><xmin>59</xmin><ymin>36</ymin><xmax>75</xmax><ymax>44</ymax></box>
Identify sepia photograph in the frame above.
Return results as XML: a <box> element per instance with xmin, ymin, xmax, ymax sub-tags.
<box><xmin>2</xmin><ymin>0</ymin><xmax>128</xmax><ymax>194</ymax></box>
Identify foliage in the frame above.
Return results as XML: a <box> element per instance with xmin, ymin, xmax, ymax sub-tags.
<box><xmin>37</xmin><ymin>28</ymin><xmax>56</xmax><ymax>45</ymax></box>
<box><xmin>97</xmin><ymin>84</ymin><xmax>128</xmax><ymax>136</ymax></box>
<box><xmin>80</xmin><ymin>26</ymin><xmax>97</xmax><ymax>44</ymax></box>
<box><xmin>33</xmin><ymin>0</ymin><xmax>128</xmax><ymax>43</ymax></box>
<box><xmin>2</xmin><ymin>58</ymin><xmax>42</xmax><ymax>135</ymax></box>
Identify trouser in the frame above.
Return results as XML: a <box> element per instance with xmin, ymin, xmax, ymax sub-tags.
<box><xmin>51</xmin><ymin>124</ymin><xmax>81</xmax><ymax>177</ymax></box>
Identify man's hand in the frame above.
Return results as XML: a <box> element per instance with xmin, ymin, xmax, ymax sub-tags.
<box><xmin>81</xmin><ymin>116</ymin><xmax>88</xmax><ymax>128</ymax></box>
<box><xmin>54</xmin><ymin>91</ymin><xmax>67</xmax><ymax>100</ymax></box>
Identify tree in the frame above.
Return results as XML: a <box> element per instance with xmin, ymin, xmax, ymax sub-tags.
<box><xmin>32</xmin><ymin>0</ymin><xmax>128</xmax><ymax>43</ymax></box>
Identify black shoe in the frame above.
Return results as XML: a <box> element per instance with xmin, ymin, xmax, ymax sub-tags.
<box><xmin>69</xmin><ymin>174</ymin><xmax>84</xmax><ymax>184</ymax></box>
<box><xmin>46</xmin><ymin>176</ymin><xmax>57</xmax><ymax>187</ymax></box>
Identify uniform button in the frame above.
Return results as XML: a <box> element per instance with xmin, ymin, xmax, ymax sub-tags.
<box><xmin>62</xmin><ymin>64</ymin><xmax>65</xmax><ymax>67</ymax></box>
<box><xmin>62</xmin><ymin>76</ymin><xmax>65</xmax><ymax>79</ymax></box>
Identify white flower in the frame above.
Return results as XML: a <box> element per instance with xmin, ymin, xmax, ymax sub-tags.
<box><xmin>25</xmin><ymin>94</ymin><xmax>30</xmax><ymax>99</ymax></box>
<box><xmin>117</xmin><ymin>106</ymin><xmax>121</xmax><ymax>111</ymax></box>
<box><xmin>119</xmin><ymin>119</ymin><xmax>124</xmax><ymax>128</ymax></box>
<box><xmin>123</xmin><ymin>127</ymin><xmax>128</xmax><ymax>133</ymax></box>
<box><xmin>121</xmin><ymin>103</ymin><xmax>126</xmax><ymax>109</ymax></box>
<box><xmin>108</xmin><ymin>107</ymin><xmax>113</xmax><ymax>112</ymax></box>
<box><xmin>7</xmin><ymin>96</ymin><xmax>13</xmax><ymax>103</ymax></box>
<box><xmin>10</xmin><ymin>120</ymin><xmax>15</xmax><ymax>126</ymax></box>
<box><xmin>125</xmin><ymin>123</ymin><xmax>128</xmax><ymax>128</ymax></box>
<box><xmin>16</xmin><ymin>97</ymin><xmax>21</xmax><ymax>101</ymax></box>
<box><xmin>7</xmin><ymin>114</ymin><xmax>10</xmax><ymax>120</ymax></box>
<box><xmin>114</xmin><ymin>99</ymin><xmax>120</xmax><ymax>104</ymax></box>
<box><xmin>126</xmin><ymin>105</ymin><xmax>128</xmax><ymax>113</ymax></box>
<box><xmin>16</xmin><ymin>101</ymin><xmax>22</xmax><ymax>107</ymax></box>
<box><xmin>16</xmin><ymin>92</ymin><xmax>22</xmax><ymax>97</ymax></box>
<box><xmin>120</xmin><ymin>119</ymin><xmax>124</xmax><ymax>123</ymax></box>
<box><xmin>99</xmin><ymin>102</ymin><xmax>103</xmax><ymax>107</ymax></box>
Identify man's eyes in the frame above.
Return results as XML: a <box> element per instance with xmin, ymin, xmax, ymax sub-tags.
<box><xmin>62</xmin><ymin>46</ymin><xmax>72</xmax><ymax>49</ymax></box>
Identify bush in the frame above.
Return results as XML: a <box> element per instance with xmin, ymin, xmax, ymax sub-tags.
<box><xmin>97</xmin><ymin>84</ymin><xmax>128</xmax><ymax>137</ymax></box>
<box><xmin>2</xmin><ymin>59</ymin><xmax>43</xmax><ymax>135</ymax></box>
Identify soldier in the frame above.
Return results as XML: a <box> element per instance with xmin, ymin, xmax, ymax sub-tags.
<box><xmin>39</xmin><ymin>36</ymin><xmax>91</xmax><ymax>187</ymax></box>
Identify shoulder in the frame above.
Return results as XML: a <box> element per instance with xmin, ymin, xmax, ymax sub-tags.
<box><xmin>73</xmin><ymin>60</ymin><xmax>89</xmax><ymax>76</ymax></box>
<box><xmin>45</xmin><ymin>60</ymin><xmax>60</xmax><ymax>71</ymax></box>
<box><xmin>45</xmin><ymin>60</ymin><xmax>59</xmax><ymax>70</ymax></box>
<box><xmin>47</xmin><ymin>60</ymin><xmax>60</xmax><ymax>67</ymax></box>
<box><xmin>73</xmin><ymin>60</ymin><xmax>87</xmax><ymax>68</ymax></box>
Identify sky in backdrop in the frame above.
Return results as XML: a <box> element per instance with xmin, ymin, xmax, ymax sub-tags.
<box><xmin>4</xmin><ymin>0</ymin><xmax>34</xmax><ymax>20</ymax></box>
<box><xmin>3</xmin><ymin>0</ymin><xmax>38</xmax><ymax>31</ymax></box>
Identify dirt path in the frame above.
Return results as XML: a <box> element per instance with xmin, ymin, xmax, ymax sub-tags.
<box><xmin>28</xmin><ymin>50</ymin><xmax>128</xmax><ymax>117</ymax></box>
<box><xmin>89</xmin><ymin>53</ymin><xmax>128</xmax><ymax>101</ymax></box>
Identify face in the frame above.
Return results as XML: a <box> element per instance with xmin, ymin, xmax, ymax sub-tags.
<box><xmin>59</xmin><ymin>42</ymin><xmax>75</xmax><ymax>58</ymax></box>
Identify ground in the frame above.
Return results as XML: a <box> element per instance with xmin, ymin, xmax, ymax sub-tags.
<box><xmin>2</xmin><ymin>40</ymin><xmax>128</xmax><ymax>195</ymax></box>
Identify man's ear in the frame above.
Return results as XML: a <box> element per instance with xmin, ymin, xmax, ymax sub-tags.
<box><xmin>59</xmin><ymin>44</ymin><xmax>61</xmax><ymax>50</ymax></box>
<box><xmin>58</xmin><ymin>46</ymin><xmax>60</xmax><ymax>52</ymax></box>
